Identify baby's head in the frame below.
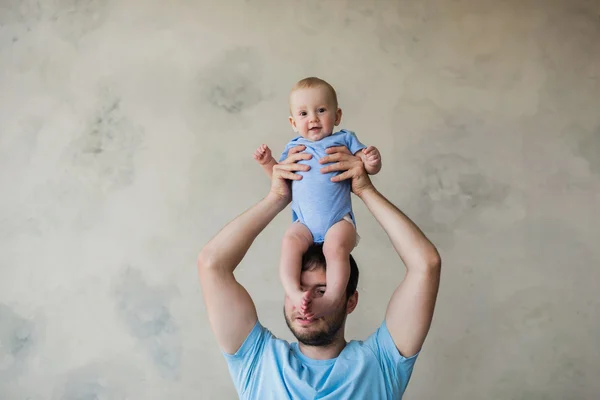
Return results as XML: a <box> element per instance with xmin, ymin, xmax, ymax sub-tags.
<box><xmin>288</xmin><ymin>77</ymin><xmax>342</xmax><ymax>141</ymax></box>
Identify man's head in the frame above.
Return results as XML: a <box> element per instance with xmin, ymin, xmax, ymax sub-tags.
<box><xmin>288</xmin><ymin>77</ymin><xmax>343</xmax><ymax>142</ymax></box>
<box><xmin>283</xmin><ymin>244</ymin><xmax>359</xmax><ymax>346</ymax></box>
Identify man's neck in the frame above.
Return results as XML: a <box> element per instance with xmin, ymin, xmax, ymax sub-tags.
<box><xmin>297</xmin><ymin>337</ymin><xmax>347</xmax><ymax>360</ymax></box>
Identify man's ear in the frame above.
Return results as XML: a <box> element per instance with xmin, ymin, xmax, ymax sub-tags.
<box><xmin>346</xmin><ymin>291</ymin><xmax>358</xmax><ymax>314</ymax></box>
<box><xmin>289</xmin><ymin>116</ymin><xmax>298</xmax><ymax>132</ymax></box>
<box><xmin>334</xmin><ymin>108</ymin><xmax>342</xmax><ymax>126</ymax></box>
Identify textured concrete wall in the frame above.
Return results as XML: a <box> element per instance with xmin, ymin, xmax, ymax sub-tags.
<box><xmin>1</xmin><ymin>1</ymin><xmax>599</xmax><ymax>399</ymax></box>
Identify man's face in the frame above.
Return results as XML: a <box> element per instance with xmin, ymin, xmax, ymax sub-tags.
<box><xmin>283</xmin><ymin>266</ymin><xmax>355</xmax><ymax>346</ymax></box>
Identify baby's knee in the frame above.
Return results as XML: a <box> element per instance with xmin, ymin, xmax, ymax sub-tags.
<box><xmin>323</xmin><ymin>238</ymin><xmax>352</xmax><ymax>260</ymax></box>
<box><xmin>282</xmin><ymin>225</ymin><xmax>312</xmax><ymax>248</ymax></box>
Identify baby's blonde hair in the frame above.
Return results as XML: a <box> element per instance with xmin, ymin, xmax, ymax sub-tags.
<box><xmin>290</xmin><ymin>77</ymin><xmax>338</xmax><ymax>109</ymax></box>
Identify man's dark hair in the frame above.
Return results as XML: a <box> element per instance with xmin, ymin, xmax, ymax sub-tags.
<box><xmin>301</xmin><ymin>244</ymin><xmax>359</xmax><ymax>299</ymax></box>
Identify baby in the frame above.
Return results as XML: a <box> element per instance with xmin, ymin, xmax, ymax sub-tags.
<box><xmin>253</xmin><ymin>77</ymin><xmax>382</xmax><ymax>319</ymax></box>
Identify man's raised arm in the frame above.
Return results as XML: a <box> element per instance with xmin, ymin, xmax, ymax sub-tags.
<box><xmin>197</xmin><ymin>149</ymin><xmax>311</xmax><ymax>354</ymax></box>
<box><xmin>359</xmin><ymin>188</ymin><xmax>441</xmax><ymax>357</ymax></box>
<box><xmin>320</xmin><ymin>146</ymin><xmax>441</xmax><ymax>358</ymax></box>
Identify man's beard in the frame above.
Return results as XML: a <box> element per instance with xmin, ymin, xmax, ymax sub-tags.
<box><xmin>284</xmin><ymin>304</ymin><xmax>346</xmax><ymax>346</ymax></box>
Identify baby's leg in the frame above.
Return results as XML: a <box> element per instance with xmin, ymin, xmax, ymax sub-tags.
<box><xmin>310</xmin><ymin>219</ymin><xmax>356</xmax><ymax>319</ymax></box>
<box><xmin>280</xmin><ymin>222</ymin><xmax>314</xmax><ymax>315</ymax></box>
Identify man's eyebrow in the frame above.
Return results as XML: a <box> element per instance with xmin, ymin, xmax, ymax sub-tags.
<box><xmin>300</xmin><ymin>283</ymin><xmax>327</xmax><ymax>290</ymax></box>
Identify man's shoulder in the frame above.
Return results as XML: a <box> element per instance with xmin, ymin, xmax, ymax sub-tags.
<box><xmin>223</xmin><ymin>321</ymin><xmax>290</xmax><ymax>361</ymax></box>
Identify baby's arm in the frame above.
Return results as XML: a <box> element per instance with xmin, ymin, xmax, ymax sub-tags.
<box><xmin>356</xmin><ymin>145</ymin><xmax>382</xmax><ymax>175</ymax></box>
<box><xmin>253</xmin><ymin>144</ymin><xmax>278</xmax><ymax>178</ymax></box>
<box><xmin>344</xmin><ymin>130</ymin><xmax>382</xmax><ymax>175</ymax></box>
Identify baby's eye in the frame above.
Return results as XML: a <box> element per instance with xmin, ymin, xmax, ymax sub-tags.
<box><xmin>299</xmin><ymin>111</ymin><xmax>307</xmax><ymax>116</ymax></box>
<box><xmin>318</xmin><ymin>108</ymin><xmax>326</xmax><ymax>113</ymax></box>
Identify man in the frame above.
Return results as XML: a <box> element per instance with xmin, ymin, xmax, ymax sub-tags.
<box><xmin>197</xmin><ymin>145</ymin><xmax>442</xmax><ymax>399</ymax></box>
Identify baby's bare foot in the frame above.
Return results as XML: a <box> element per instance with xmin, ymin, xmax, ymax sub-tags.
<box><xmin>300</xmin><ymin>291</ymin><xmax>315</xmax><ymax>319</ymax></box>
<box><xmin>289</xmin><ymin>290</ymin><xmax>312</xmax><ymax>317</ymax></box>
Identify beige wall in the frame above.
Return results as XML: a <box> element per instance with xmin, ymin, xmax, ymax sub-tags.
<box><xmin>1</xmin><ymin>0</ymin><xmax>599</xmax><ymax>398</ymax></box>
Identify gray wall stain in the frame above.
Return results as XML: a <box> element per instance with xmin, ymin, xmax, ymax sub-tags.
<box><xmin>199</xmin><ymin>47</ymin><xmax>265</xmax><ymax>114</ymax></box>
<box><xmin>413</xmin><ymin>154</ymin><xmax>512</xmax><ymax>235</ymax></box>
<box><xmin>574</xmin><ymin>126</ymin><xmax>600</xmax><ymax>176</ymax></box>
<box><xmin>112</xmin><ymin>268</ymin><xmax>181</xmax><ymax>380</ymax></box>
<box><xmin>0</xmin><ymin>2</ymin><xmax>38</xmax><ymax>51</ymax></box>
<box><xmin>0</xmin><ymin>1</ymin><xmax>45</xmax><ymax>36</ymax></box>
<box><xmin>0</xmin><ymin>304</ymin><xmax>36</xmax><ymax>362</ymax></box>
<box><xmin>0</xmin><ymin>304</ymin><xmax>41</xmax><ymax>391</ymax></box>
<box><xmin>67</xmin><ymin>86</ymin><xmax>144</xmax><ymax>192</ymax></box>
<box><xmin>51</xmin><ymin>0</ymin><xmax>110</xmax><ymax>43</ymax></box>
<box><xmin>51</xmin><ymin>363</ymin><xmax>130</xmax><ymax>400</ymax></box>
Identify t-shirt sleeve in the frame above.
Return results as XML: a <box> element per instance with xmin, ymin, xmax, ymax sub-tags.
<box><xmin>222</xmin><ymin>321</ymin><xmax>272</xmax><ymax>396</ymax></box>
<box><xmin>341</xmin><ymin>129</ymin><xmax>367</xmax><ymax>155</ymax></box>
<box><xmin>363</xmin><ymin>320</ymin><xmax>420</xmax><ymax>395</ymax></box>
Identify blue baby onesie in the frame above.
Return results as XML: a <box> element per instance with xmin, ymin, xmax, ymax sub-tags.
<box><xmin>279</xmin><ymin>129</ymin><xmax>367</xmax><ymax>243</ymax></box>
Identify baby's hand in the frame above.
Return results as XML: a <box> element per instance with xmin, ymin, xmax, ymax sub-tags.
<box><xmin>362</xmin><ymin>146</ymin><xmax>381</xmax><ymax>170</ymax></box>
<box><xmin>253</xmin><ymin>144</ymin><xmax>273</xmax><ymax>165</ymax></box>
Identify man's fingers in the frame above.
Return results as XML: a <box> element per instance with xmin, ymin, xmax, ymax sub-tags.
<box><xmin>288</xmin><ymin>145</ymin><xmax>306</xmax><ymax>154</ymax></box>
<box><xmin>331</xmin><ymin>170</ymin><xmax>353</xmax><ymax>182</ymax></box>
<box><xmin>320</xmin><ymin>160</ymin><xmax>352</xmax><ymax>173</ymax></box>
<box><xmin>279</xmin><ymin>161</ymin><xmax>310</xmax><ymax>171</ymax></box>
<box><xmin>319</xmin><ymin>152</ymin><xmax>352</xmax><ymax>164</ymax></box>
<box><xmin>325</xmin><ymin>146</ymin><xmax>351</xmax><ymax>154</ymax></box>
<box><xmin>277</xmin><ymin>170</ymin><xmax>303</xmax><ymax>180</ymax></box>
<box><xmin>281</xmin><ymin>152</ymin><xmax>312</xmax><ymax>164</ymax></box>
<box><xmin>274</xmin><ymin>164</ymin><xmax>309</xmax><ymax>179</ymax></box>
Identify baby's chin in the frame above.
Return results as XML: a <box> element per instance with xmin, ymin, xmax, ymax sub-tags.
<box><xmin>302</xmin><ymin>130</ymin><xmax>333</xmax><ymax>141</ymax></box>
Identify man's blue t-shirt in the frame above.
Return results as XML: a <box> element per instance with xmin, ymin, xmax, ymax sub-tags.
<box><xmin>223</xmin><ymin>320</ymin><xmax>419</xmax><ymax>399</ymax></box>
<box><xmin>279</xmin><ymin>129</ymin><xmax>367</xmax><ymax>243</ymax></box>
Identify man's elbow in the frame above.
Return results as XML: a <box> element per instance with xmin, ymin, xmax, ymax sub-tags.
<box><xmin>428</xmin><ymin>250</ymin><xmax>442</xmax><ymax>272</ymax></box>
<box><xmin>420</xmin><ymin>248</ymin><xmax>441</xmax><ymax>275</ymax></box>
<box><xmin>197</xmin><ymin>250</ymin><xmax>217</xmax><ymax>273</ymax></box>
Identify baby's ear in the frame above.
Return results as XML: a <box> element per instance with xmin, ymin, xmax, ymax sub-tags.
<box><xmin>335</xmin><ymin>108</ymin><xmax>342</xmax><ymax>125</ymax></box>
<box><xmin>288</xmin><ymin>116</ymin><xmax>298</xmax><ymax>132</ymax></box>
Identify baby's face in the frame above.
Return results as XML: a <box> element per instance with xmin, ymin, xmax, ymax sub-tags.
<box><xmin>288</xmin><ymin>86</ymin><xmax>342</xmax><ymax>141</ymax></box>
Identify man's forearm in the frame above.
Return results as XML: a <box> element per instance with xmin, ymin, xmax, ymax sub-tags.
<box><xmin>359</xmin><ymin>188</ymin><xmax>440</xmax><ymax>272</ymax></box>
<box><xmin>198</xmin><ymin>193</ymin><xmax>288</xmax><ymax>273</ymax></box>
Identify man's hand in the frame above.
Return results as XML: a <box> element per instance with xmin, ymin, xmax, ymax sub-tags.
<box><xmin>318</xmin><ymin>146</ymin><xmax>375</xmax><ymax>198</ymax></box>
<box><xmin>269</xmin><ymin>145</ymin><xmax>312</xmax><ymax>203</ymax></box>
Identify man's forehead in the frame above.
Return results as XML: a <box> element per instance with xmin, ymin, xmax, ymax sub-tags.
<box><xmin>300</xmin><ymin>268</ymin><xmax>326</xmax><ymax>287</ymax></box>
